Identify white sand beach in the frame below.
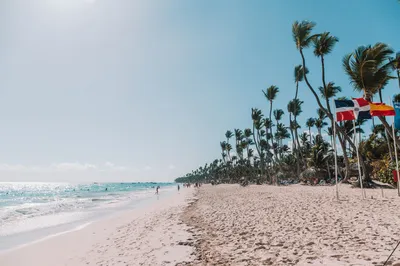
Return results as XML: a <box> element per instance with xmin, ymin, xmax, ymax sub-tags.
<box><xmin>183</xmin><ymin>184</ymin><xmax>400</xmax><ymax>265</ymax></box>
<box><xmin>0</xmin><ymin>188</ymin><xmax>195</xmax><ymax>266</ymax></box>
<box><xmin>4</xmin><ymin>184</ymin><xmax>400</xmax><ymax>266</ymax></box>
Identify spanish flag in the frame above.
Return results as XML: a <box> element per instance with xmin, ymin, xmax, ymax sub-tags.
<box><xmin>369</xmin><ymin>102</ymin><xmax>395</xmax><ymax>117</ymax></box>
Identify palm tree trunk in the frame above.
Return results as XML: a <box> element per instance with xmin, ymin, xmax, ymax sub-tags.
<box><xmin>294</xmin><ymin>82</ymin><xmax>303</xmax><ymax>165</ymax></box>
<box><xmin>337</xmin><ymin>131</ymin><xmax>350</xmax><ymax>182</ymax></box>
<box><xmin>397</xmin><ymin>70</ymin><xmax>400</xmax><ymax>89</ymax></box>
<box><xmin>290</xmin><ymin>114</ymin><xmax>300</xmax><ymax>177</ymax></box>
<box><xmin>321</xmin><ymin>56</ymin><xmax>332</xmax><ymax>114</ymax></box>
<box><xmin>309</xmin><ymin>127</ymin><xmax>312</xmax><ymax>143</ymax></box>
<box><xmin>294</xmin><ymin>116</ymin><xmax>303</xmax><ymax>162</ymax></box>
<box><xmin>275</xmin><ymin>120</ymin><xmax>280</xmax><ymax>159</ymax></box>
<box><xmin>378</xmin><ymin>116</ymin><xmax>400</xmax><ymax>150</ymax></box>
<box><xmin>299</xmin><ymin>48</ymin><xmax>369</xmax><ymax>182</ymax></box>
<box><xmin>377</xmin><ymin>91</ymin><xmax>396</xmax><ymax>159</ymax></box>
<box><xmin>378</xmin><ymin>89</ymin><xmax>394</xmax><ymax>160</ymax></box>
<box><xmin>269</xmin><ymin>101</ymin><xmax>277</xmax><ymax>161</ymax></box>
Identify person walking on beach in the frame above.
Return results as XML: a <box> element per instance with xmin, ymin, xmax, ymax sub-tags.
<box><xmin>155</xmin><ymin>186</ymin><xmax>159</xmax><ymax>195</ymax></box>
<box><xmin>178</xmin><ymin>184</ymin><xmax>180</xmax><ymax>191</ymax></box>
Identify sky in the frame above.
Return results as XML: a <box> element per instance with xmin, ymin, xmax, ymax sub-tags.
<box><xmin>0</xmin><ymin>0</ymin><xmax>399</xmax><ymax>182</ymax></box>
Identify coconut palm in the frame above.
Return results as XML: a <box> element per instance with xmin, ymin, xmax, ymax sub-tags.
<box><xmin>313</xmin><ymin>32</ymin><xmax>339</xmax><ymax>113</ymax></box>
<box><xmin>293</xmin><ymin>20</ymin><xmax>362</xmax><ymax>181</ymax></box>
<box><xmin>315</xmin><ymin>118</ymin><xmax>328</xmax><ymax>136</ymax></box>
<box><xmin>220</xmin><ymin>141</ymin><xmax>227</xmax><ymax>163</ymax></box>
<box><xmin>294</xmin><ymin>65</ymin><xmax>308</xmax><ymax>100</ymax></box>
<box><xmin>343</xmin><ymin>43</ymin><xmax>399</xmax><ymax>152</ymax></box>
<box><xmin>318</xmin><ymin>82</ymin><xmax>342</xmax><ymax>100</ymax></box>
<box><xmin>391</xmin><ymin>52</ymin><xmax>400</xmax><ymax>88</ymax></box>
<box><xmin>234</xmin><ymin>129</ymin><xmax>243</xmax><ymax>157</ymax></box>
<box><xmin>263</xmin><ymin>118</ymin><xmax>273</xmax><ymax>143</ymax></box>
<box><xmin>292</xmin><ymin>21</ymin><xmax>327</xmax><ymax>112</ymax></box>
<box><xmin>288</xmin><ymin>99</ymin><xmax>304</xmax><ymax>168</ymax></box>
<box><xmin>273</xmin><ymin>109</ymin><xmax>284</xmax><ymax>153</ymax></box>
<box><xmin>275</xmin><ymin>123</ymin><xmax>290</xmax><ymax>157</ymax></box>
<box><xmin>263</xmin><ymin>85</ymin><xmax>279</xmax><ymax>158</ymax></box>
<box><xmin>225</xmin><ymin>130</ymin><xmax>234</xmax><ymax>145</ymax></box>
<box><xmin>306</xmin><ymin>118</ymin><xmax>315</xmax><ymax>143</ymax></box>
<box><xmin>251</xmin><ymin>108</ymin><xmax>265</xmax><ymax>177</ymax></box>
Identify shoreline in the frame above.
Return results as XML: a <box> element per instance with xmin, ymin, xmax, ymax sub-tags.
<box><xmin>182</xmin><ymin>184</ymin><xmax>400</xmax><ymax>265</ymax></box>
<box><xmin>0</xmin><ymin>184</ymin><xmax>177</xmax><ymax>252</ymax></box>
<box><xmin>0</xmin><ymin>187</ymin><xmax>195</xmax><ymax>266</ymax></box>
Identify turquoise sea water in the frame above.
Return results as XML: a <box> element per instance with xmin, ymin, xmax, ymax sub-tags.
<box><xmin>0</xmin><ymin>182</ymin><xmax>175</xmax><ymax>241</ymax></box>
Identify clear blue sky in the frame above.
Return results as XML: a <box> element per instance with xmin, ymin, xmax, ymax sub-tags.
<box><xmin>0</xmin><ymin>0</ymin><xmax>399</xmax><ymax>182</ymax></box>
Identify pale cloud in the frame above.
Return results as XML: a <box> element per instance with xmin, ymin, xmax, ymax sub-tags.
<box><xmin>0</xmin><ymin>164</ymin><xmax>28</xmax><ymax>172</ymax></box>
<box><xmin>168</xmin><ymin>164</ymin><xmax>176</xmax><ymax>170</ymax></box>
<box><xmin>104</xmin><ymin>162</ymin><xmax>115</xmax><ymax>168</ymax></box>
<box><xmin>52</xmin><ymin>162</ymin><xmax>97</xmax><ymax>171</ymax></box>
<box><xmin>144</xmin><ymin>166</ymin><xmax>152</xmax><ymax>171</ymax></box>
<box><xmin>0</xmin><ymin>162</ymin><xmax>130</xmax><ymax>173</ymax></box>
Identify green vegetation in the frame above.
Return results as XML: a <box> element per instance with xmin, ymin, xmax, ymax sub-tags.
<box><xmin>175</xmin><ymin>20</ymin><xmax>400</xmax><ymax>186</ymax></box>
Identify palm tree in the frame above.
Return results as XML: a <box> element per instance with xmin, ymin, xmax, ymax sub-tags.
<box><xmin>226</xmin><ymin>143</ymin><xmax>232</xmax><ymax>162</ymax></box>
<box><xmin>288</xmin><ymin>99</ymin><xmax>304</xmax><ymax>170</ymax></box>
<box><xmin>234</xmin><ymin>129</ymin><xmax>243</xmax><ymax>159</ymax></box>
<box><xmin>220</xmin><ymin>141</ymin><xmax>227</xmax><ymax>163</ymax></box>
<box><xmin>306</xmin><ymin>118</ymin><xmax>315</xmax><ymax>143</ymax></box>
<box><xmin>293</xmin><ymin>20</ymin><xmax>364</xmax><ymax>181</ymax></box>
<box><xmin>275</xmin><ymin>123</ymin><xmax>290</xmax><ymax>158</ymax></box>
<box><xmin>263</xmin><ymin>85</ymin><xmax>279</xmax><ymax>159</ymax></box>
<box><xmin>294</xmin><ymin>65</ymin><xmax>308</xmax><ymax>100</ymax></box>
<box><xmin>313</xmin><ymin>32</ymin><xmax>339</xmax><ymax>114</ymax></box>
<box><xmin>343</xmin><ymin>43</ymin><xmax>399</xmax><ymax>152</ymax></box>
<box><xmin>294</xmin><ymin>65</ymin><xmax>308</xmax><ymax>154</ymax></box>
<box><xmin>318</xmin><ymin>82</ymin><xmax>341</xmax><ymax>100</ymax></box>
<box><xmin>251</xmin><ymin>108</ymin><xmax>265</xmax><ymax>177</ymax></box>
<box><xmin>341</xmin><ymin>119</ymin><xmax>366</xmax><ymax>157</ymax></box>
<box><xmin>315</xmin><ymin>118</ymin><xmax>328</xmax><ymax>136</ymax></box>
<box><xmin>225</xmin><ymin>130</ymin><xmax>233</xmax><ymax>145</ymax></box>
<box><xmin>392</xmin><ymin>52</ymin><xmax>400</xmax><ymax>88</ymax></box>
<box><xmin>264</xmin><ymin>118</ymin><xmax>273</xmax><ymax>144</ymax></box>
<box><xmin>273</xmin><ymin>109</ymin><xmax>284</xmax><ymax>156</ymax></box>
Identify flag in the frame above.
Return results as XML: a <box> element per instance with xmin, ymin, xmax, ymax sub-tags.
<box><xmin>369</xmin><ymin>102</ymin><xmax>395</xmax><ymax>117</ymax></box>
<box><xmin>393</xmin><ymin>102</ymin><xmax>400</xmax><ymax>129</ymax></box>
<box><xmin>334</xmin><ymin>98</ymin><xmax>371</xmax><ymax>121</ymax></box>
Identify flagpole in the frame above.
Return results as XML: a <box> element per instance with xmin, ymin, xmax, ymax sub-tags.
<box><xmin>332</xmin><ymin>99</ymin><xmax>339</xmax><ymax>200</ymax></box>
<box><xmin>353</xmin><ymin>119</ymin><xmax>364</xmax><ymax>199</ymax></box>
<box><xmin>389</xmin><ymin>97</ymin><xmax>400</xmax><ymax>197</ymax></box>
<box><xmin>392</xmin><ymin>116</ymin><xmax>400</xmax><ymax>197</ymax></box>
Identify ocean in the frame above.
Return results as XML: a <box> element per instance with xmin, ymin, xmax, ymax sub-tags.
<box><xmin>0</xmin><ymin>182</ymin><xmax>176</xmax><ymax>250</ymax></box>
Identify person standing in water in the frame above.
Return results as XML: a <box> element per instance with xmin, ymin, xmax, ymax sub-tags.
<box><xmin>178</xmin><ymin>184</ymin><xmax>180</xmax><ymax>191</ymax></box>
<box><xmin>155</xmin><ymin>186</ymin><xmax>159</xmax><ymax>195</ymax></box>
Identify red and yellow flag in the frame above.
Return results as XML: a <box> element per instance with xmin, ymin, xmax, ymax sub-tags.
<box><xmin>369</xmin><ymin>102</ymin><xmax>395</xmax><ymax>117</ymax></box>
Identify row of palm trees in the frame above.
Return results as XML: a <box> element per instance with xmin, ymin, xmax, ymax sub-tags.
<box><xmin>175</xmin><ymin>20</ymin><xmax>400</xmax><ymax>186</ymax></box>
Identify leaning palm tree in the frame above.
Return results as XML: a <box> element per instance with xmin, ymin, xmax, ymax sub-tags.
<box><xmin>319</xmin><ymin>82</ymin><xmax>342</xmax><ymax>101</ymax></box>
<box><xmin>343</xmin><ymin>43</ymin><xmax>399</xmax><ymax>151</ymax></box>
<box><xmin>306</xmin><ymin>118</ymin><xmax>315</xmax><ymax>143</ymax></box>
<box><xmin>294</xmin><ymin>65</ymin><xmax>308</xmax><ymax>100</ymax></box>
<box><xmin>293</xmin><ymin>20</ymin><xmax>364</xmax><ymax>181</ymax></box>
<box><xmin>313</xmin><ymin>32</ymin><xmax>339</xmax><ymax>113</ymax></box>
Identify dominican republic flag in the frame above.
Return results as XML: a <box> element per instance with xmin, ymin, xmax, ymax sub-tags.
<box><xmin>334</xmin><ymin>98</ymin><xmax>371</xmax><ymax>121</ymax></box>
